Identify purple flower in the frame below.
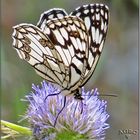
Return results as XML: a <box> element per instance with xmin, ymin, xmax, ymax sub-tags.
<box><xmin>25</xmin><ymin>81</ymin><xmax>110</xmax><ymax>140</ymax></box>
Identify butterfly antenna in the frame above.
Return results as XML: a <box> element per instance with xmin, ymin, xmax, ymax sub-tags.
<box><xmin>99</xmin><ymin>94</ymin><xmax>118</xmax><ymax>97</ymax></box>
<box><xmin>53</xmin><ymin>96</ymin><xmax>66</xmax><ymax>127</ymax></box>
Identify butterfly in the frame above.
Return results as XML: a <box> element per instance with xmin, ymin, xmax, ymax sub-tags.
<box><xmin>12</xmin><ymin>3</ymin><xmax>109</xmax><ymax>100</ymax></box>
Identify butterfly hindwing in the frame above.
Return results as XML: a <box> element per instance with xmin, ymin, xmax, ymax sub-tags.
<box><xmin>13</xmin><ymin>16</ymin><xmax>89</xmax><ymax>91</ymax></box>
<box><xmin>12</xmin><ymin>24</ymin><xmax>67</xmax><ymax>85</ymax></box>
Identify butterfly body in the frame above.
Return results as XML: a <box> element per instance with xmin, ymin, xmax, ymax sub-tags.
<box><xmin>12</xmin><ymin>4</ymin><xmax>109</xmax><ymax>99</ymax></box>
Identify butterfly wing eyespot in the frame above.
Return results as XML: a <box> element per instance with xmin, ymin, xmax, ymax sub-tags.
<box><xmin>38</xmin><ymin>38</ymin><xmax>47</xmax><ymax>47</ymax></box>
<box><xmin>23</xmin><ymin>36</ymin><xmax>31</xmax><ymax>44</ymax></box>
<box><xmin>69</xmin><ymin>31</ymin><xmax>80</xmax><ymax>38</ymax></box>
<box><xmin>39</xmin><ymin>38</ymin><xmax>53</xmax><ymax>49</ymax></box>
<box><xmin>22</xmin><ymin>44</ymin><xmax>31</xmax><ymax>53</ymax></box>
<box><xmin>24</xmin><ymin>52</ymin><xmax>30</xmax><ymax>61</ymax></box>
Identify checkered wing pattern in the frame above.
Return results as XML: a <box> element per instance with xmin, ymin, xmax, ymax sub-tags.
<box><xmin>12</xmin><ymin>4</ymin><xmax>109</xmax><ymax>97</ymax></box>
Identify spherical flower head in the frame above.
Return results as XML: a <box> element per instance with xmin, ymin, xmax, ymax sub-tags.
<box><xmin>26</xmin><ymin>81</ymin><xmax>110</xmax><ymax>140</ymax></box>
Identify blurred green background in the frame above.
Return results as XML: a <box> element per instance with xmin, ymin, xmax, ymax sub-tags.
<box><xmin>1</xmin><ymin>0</ymin><xmax>138</xmax><ymax>139</ymax></box>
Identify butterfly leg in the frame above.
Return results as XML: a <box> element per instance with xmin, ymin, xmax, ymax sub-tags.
<box><xmin>80</xmin><ymin>100</ymin><xmax>84</xmax><ymax>114</ymax></box>
<box><xmin>72</xmin><ymin>99</ymin><xmax>84</xmax><ymax>117</ymax></box>
<box><xmin>53</xmin><ymin>96</ymin><xmax>66</xmax><ymax>127</ymax></box>
<box><xmin>44</xmin><ymin>91</ymin><xmax>61</xmax><ymax>101</ymax></box>
<box><xmin>44</xmin><ymin>91</ymin><xmax>66</xmax><ymax>127</ymax></box>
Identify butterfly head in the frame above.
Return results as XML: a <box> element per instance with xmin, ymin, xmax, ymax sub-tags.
<box><xmin>73</xmin><ymin>89</ymin><xmax>83</xmax><ymax>100</ymax></box>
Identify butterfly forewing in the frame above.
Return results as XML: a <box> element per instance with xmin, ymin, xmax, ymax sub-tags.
<box><xmin>37</xmin><ymin>8</ymin><xmax>68</xmax><ymax>29</ymax></box>
<box><xmin>70</xmin><ymin>4</ymin><xmax>109</xmax><ymax>86</ymax></box>
<box><xmin>43</xmin><ymin>16</ymin><xmax>89</xmax><ymax>90</ymax></box>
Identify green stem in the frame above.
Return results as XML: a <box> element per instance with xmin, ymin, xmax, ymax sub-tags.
<box><xmin>1</xmin><ymin>120</ymin><xmax>32</xmax><ymax>136</ymax></box>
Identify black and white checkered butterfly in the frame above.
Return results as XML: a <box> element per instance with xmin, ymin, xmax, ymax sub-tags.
<box><xmin>12</xmin><ymin>4</ymin><xmax>109</xmax><ymax>100</ymax></box>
